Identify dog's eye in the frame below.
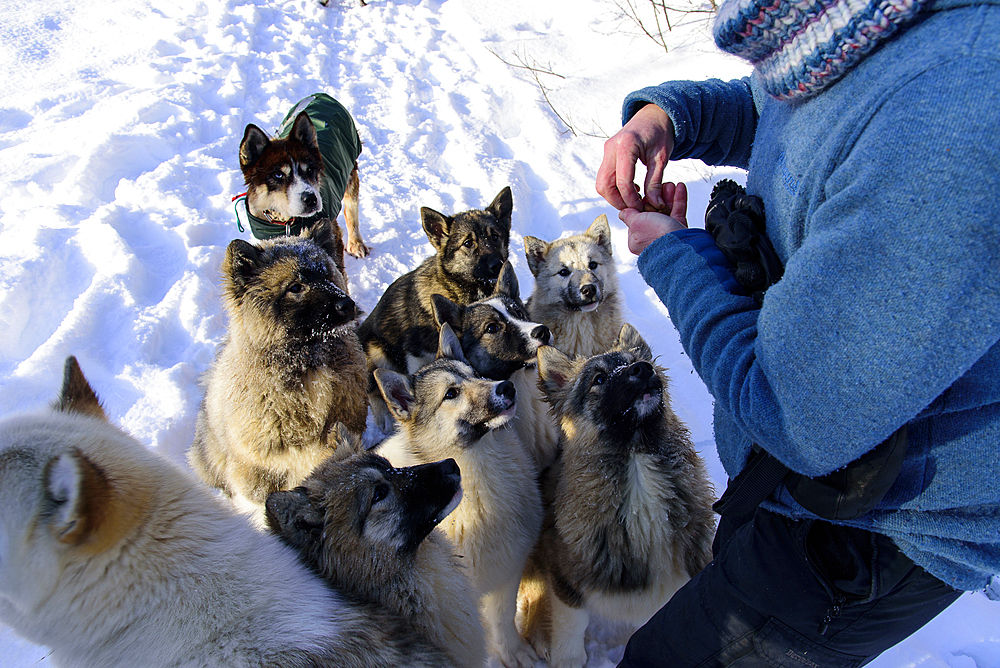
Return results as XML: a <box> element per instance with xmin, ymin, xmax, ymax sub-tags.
<box><xmin>589</xmin><ymin>261</ymin><xmax>599</xmax><ymax>270</ymax></box>
<box><xmin>443</xmin><ymin>387</ymin><xmax>459</xmax><ymax>400</ymax></box>
<box><xmin>592</xmin><ymin>373</ymin><xmax>607</xmax><ymax>386</ymax></box>
<box><xmin>558</xmin><ymin>268</ymin><xmax>571</xmax><ymax>277</ymax></box>
<box><xmin>485</xmin><ymin>323</ymin><xmax>500</xmax><ymax>335</ymax></box>
<box><xmin>463</xmin><ymin>238</ymin><xmax>475</xmax><ymax>249</ymax></box>
<box><xmin>271</xmin><ymin>171</ymin><xmax>284</xmax><ymax>182</ymax></box>
<box><xmin>371</xmin><ymin>483</ymin><xmax>389</xmax><ymax>505</ymax></box>
<box><xmin>287</xmin><ymin>283</ymin><xmax>304</xmax><ymax>294</ymax></box>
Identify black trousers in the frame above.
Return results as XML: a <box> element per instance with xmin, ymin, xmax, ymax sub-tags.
<box><xmin>618</xmin><ymin>509</ymin><xmax>961</xmax><ymax>667</ymax></box>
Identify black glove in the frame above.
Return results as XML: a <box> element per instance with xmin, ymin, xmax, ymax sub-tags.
<box><xmin>705</xmin><ymin>180</ymin><xmax>783</xmax><ymax>305</ymax></box>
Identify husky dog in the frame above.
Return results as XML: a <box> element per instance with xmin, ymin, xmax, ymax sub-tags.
<box><xmin>266</xmin><ymin>434</ymin><xmax>486</xmax><ymax>668</ymax></box>
<box><xmin>358</xmin><ymin>187</ymin><xmax>513</xmax><ymax>431</ymax></box>
<box><xmin>239</xmin><ymin>92</ymin><xmax>368</xmax><ymax>258</ymax></box>
<box><xmin>0</xmin><ymin>357</ymin><xmax>454</xmax><ymax>668</ymax></box>
<box><xmin>524</xmin><ymin>325</ymin><xmax>716</xmax><ymax>668</ymax></box>
<box><xmin>524</xmin><ymin>214</ymin><xmax>624</xmax><ymax>358</ymax></box>
<box><xmin>431</xmin><ymin>262</ymin><xmax>560</xmax><ymax>470</ymax></box>
<box><xmin>189</xmin><ymin>220</ymin><xmax>368</xmax><ymax>519</ymax></box>
<box><xmin>374</xmin><ymin>325</ymin><xmax>542</xmax><ymax>668</ymax></box>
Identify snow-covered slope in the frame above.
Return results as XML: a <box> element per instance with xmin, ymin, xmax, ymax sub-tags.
<box><xmin>0</xmin><ymin>0</ymin><xmax>996</xmax><ymax>665</ymax></box>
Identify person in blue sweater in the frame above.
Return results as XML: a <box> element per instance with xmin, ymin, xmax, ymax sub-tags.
<box><xmin>597</xmin><ymin>0</ymin><xmax>1000</xmax><ymax>665</ymax></box>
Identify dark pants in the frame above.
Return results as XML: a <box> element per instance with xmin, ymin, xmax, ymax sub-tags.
<box><xmin>618</xmin><ymin>509</ymin><xmax>961</xmax><ymax>667</ymax></box>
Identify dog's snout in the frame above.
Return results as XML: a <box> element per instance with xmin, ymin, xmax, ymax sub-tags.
<box><xmin>580</xmin><ymin>284</ymin><xmax>597</xmax><ymax>301</ymax></box>
<box><xmin>439</xmin><ymin>458</ymin><xmax>460</xmax><ymax>477</ymax></box>
<box><xmin>301</xmin><ymin>191</ymin><xmax>318</xmax><ymax>210</ymax></box>
<box><xmin>496</xmin><ymin>380</ymin><xmax>516</xmax><ymax>402</ymax></box>
<box><xmin>333</xmin><ymin>295</ymin><xmax>356</xmax><ymax>320</ymax></box>
<box><xmin>531</xmin><ymin>325</ymin><xmax>551</xmax><ymax>344</ymax></box>
<box><xmin>486</xmin><ymin>256</ymin><xmax>503</xmax><ymax>277</ymax></box>
<box><xmin>628</xmin><ymin>361</ymin><xmax>654</xmax><ymax>382</ymax></box>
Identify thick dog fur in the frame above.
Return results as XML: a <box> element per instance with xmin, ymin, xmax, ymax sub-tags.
<box><xmin>0</xmin><ymin>357</ymin><xmax>454</xmax><ymax>668</ymax></box>
<box><xmin>188</xmin><ymin>221</ymin><xmax>368</xmax><ymax>519</ymax></box>
<box><xmin>524</xmin><ymin>214</ymin><xmax>624</xmax><ymax>358</ymax></box>
<box><xmin>240</xmin><ymin>100</ymin><xmax>368</xmax><ymax>258</ymax></box>
<box><xmin>266</xmin><ymin>437</ymin><xmax>486</xmax><ymax>668</ymax></box>
<box><xmin>523</xmin><ymin>325</ymin><xmax>717</xmax><ymax>668</ymax></box>
<box><xmin>432</xmin><ymin>262</ymin><xmax>560</xmax><ymax>470</ymax></box>
<box><xmin>373</xmin><ymin>325</ymin><xmax>543</xmax><ymax>668</ymax></box>
<box><xmin>358</xmin><ymin>187</ymin><xmax>513</xmax><ymax>432</ymax></box>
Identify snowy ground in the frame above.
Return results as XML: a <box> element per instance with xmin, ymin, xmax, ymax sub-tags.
<box><xmin>0</xmin><ymin>0</ymin><xmax>997</xmax><ymax>665</ymax></box>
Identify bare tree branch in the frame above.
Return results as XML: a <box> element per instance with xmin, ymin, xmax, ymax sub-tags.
<box><xmin>608</xmin><ymin>0</ymin><xmax>718</xmax><ymax>53</ymax></box>
<box><xmin>487</xmin><ymin>47</ymin><xmax>610</xmax><ymax>139</ymax></box>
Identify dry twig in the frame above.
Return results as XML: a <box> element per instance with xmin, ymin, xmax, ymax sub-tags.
<box><xmin>487</xmin><ymin>47</ymin><xmax>609</xmax><ymax>139</ymax></box>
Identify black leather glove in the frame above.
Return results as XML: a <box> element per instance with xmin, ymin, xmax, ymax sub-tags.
<box><xmin>705</xmin><ymin>180</ymin><xmax>784</xmax><ymax>304</ymax></box>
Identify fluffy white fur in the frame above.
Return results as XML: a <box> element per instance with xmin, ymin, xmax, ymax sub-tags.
<box><xmin>0</xmin><ymin>359</ymin><xmax>452</xmax><ymax>668</ymax></box>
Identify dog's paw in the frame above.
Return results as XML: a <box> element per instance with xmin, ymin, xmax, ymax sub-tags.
<box><xmin>347</xmin><ymin>238</ymin><xmax>370</xmax><ymax>258</ymax></box>
<box><xmin>521</xmin><ymin>624</ymin><xmax>548</xmax><ymax>661</ymax></box>
<box><xmin>495</xmin><ymin>637</ymin><xmax>538</xmax><ymax>668</ymax></box>
<box><xmin>547</xmin><ymin>641</ymin><xmax>588</xmax><ymax>668</ymax></box>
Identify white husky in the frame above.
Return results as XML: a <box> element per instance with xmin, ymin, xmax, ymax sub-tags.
<box><xmin>524</xmin><ymin>214</ymin><xmax>625</xmax><ymax>358</ymax></box>
<box><xmin>0</xmin><ymin>357</ymin><xmax>454</xmax><ymax>668</ymax></box>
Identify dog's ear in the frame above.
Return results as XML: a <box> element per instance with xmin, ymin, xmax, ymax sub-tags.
<box><xmin>523</xmin><ymin>236</ymin><xmax>549</xmax><ymax>278</ymax></box>
<box><xmin>239</xmin><ymin>124</ymin><xmax>271</xmax><ymax>170</ymax></box>
<box><xmin>615</xmin><ymin>323</ymin><xmax>653</xmax><ymax>361</ymax></box>
<box><xmin>421</xmin><ymin>207</ymin><xmax>452</xmax><ymax>252</ymax></box>
<box><xmin>330</xmin><ymin>423</ymin><xmax>363</xmax><ymax>461</ymax></box>
<box><xmin>436</xmin><ymin>323</ymin><xmax>468</xmax><ymax>364</ymax></box>
<box><xmin>487</xmin><ymin>186</ymin><xmax>513</xmax><ymax>235</ymax></box>
<box><xmin>493</xmin><ymin>261</ymin><xmax>520</xmax><ymax>300</ymax></box>
<box><xmin>45</xmin><ymin>448</ymin><xmax>113</xmax><ymax>546</ymax></box>
<box><xmin>290</xmin><ymin>111</ymin><xmax>320</xmax><ymax>150</ymax></box>
<box><xmin>586</xmin><ymin>214</ymin><xmax>613</xmax><ymax>253</ymax></box>
<box><xmin>224</xmin><ymin>239</ymin><xmax>264</xmax><ymax>300</ymax></box>
<box><xmin>265</xmin><ymin>487</ymin><xmax>324</xmax><ymax>550</ymax></box>
<box><xmin>54</xmin><ymin>357</ymin><xmax>107</xmax><ymax>420</ymax></box>
<box><xmin>307</xmin><ymin>219</ymin><xmax>348</xmax><ymax>280</ymax></box>
<box><xmin>375</xmin><ymin>369</ymin><xmax>417</xmax><ymax>422</ymax></box>
<box><xmin>432</xmin><ymin>294</ymin><xmax>465</xmax><ymax>331</ymax></box>
<box><xmin>536</xmin><ymin>345</ymin><xmax>575</xmax><ymax>406</ymax></box>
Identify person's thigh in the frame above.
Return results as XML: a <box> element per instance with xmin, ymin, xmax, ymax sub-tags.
<box><xmin>617</xmin><ymin>510</ymin><xmax>961</xmax><ymax>668</ymax></box>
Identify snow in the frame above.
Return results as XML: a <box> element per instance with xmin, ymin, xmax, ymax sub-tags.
<box><xmin>0</xmin><ymin>0</ymin><xmax>997</xmax><ymax>665</ymax></box>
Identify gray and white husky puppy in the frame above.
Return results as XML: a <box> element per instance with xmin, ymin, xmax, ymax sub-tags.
<box><xmin>524</xmin><ymin>325</ymin><xmax>717</xmax><ymax>668</ymax></box>
<box><xmin>524</xmin><ymin>214</ymin><xmax>624</xmax><ymax>358</ymax></box>
<box><xmin>373</xmin><ymin>325</ymin><xmax>543</xmax><ymax>668</ymax></box>
<box><xmin>431</xmin><ymin>261</ymin><xmax>560</xmax><ymax>470</ymax></box>
<box><xmin>0</xmin><ymin>357</ymin><xmax>453</xmax><ymax>668</ymax></box>
<box><xmin>266</xmin><ymin>427</ymin><xmax>486</xmax><ymax>668</ymax></box>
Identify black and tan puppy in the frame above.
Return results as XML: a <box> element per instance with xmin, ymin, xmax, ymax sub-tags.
<box><xmin>189</xmin><ymin>220</ymin><xmax>368</xmax><ymax>522</ymax></box>
<box><xmin>358</xmin><ymin>187</ymin><xmax>513</xmax><ymax>432</ymax></box>
<box><xmin>523</xmin><ymin>324</ymin><xmax>717</xmax><ymax>668</ymax></box>
<box><xmin>266</xmin><ymin>434</ymin><xmax>485</xmax><ymax>668</ymax></box>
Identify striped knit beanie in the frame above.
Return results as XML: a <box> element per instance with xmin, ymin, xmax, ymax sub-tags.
<box><xmin>713</xmin><ymin>0</ymin><xmax>927</xmax><ymax>100</ymax></box>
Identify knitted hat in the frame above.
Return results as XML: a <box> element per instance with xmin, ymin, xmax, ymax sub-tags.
<box><xmin>713</xmin><ymin>0</ymin><xmax>927</xmax><ymax>100</ymax></box>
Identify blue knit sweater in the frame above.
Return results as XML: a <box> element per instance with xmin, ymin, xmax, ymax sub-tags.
<box><xmin>625</xmin><ymin>0</ymin><xmax>1000</xmax><ymax>591</ymax></box>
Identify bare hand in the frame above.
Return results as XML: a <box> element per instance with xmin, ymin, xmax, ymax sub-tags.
<box><xmin>596</xmin><ymin>104</ymin><xmax>675</xmax><ymax>211</ymax></box>
<box><xmin>620</xmin><ymin>182</ymin><xmax>688</xmax><ymax>255</ymax></box>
